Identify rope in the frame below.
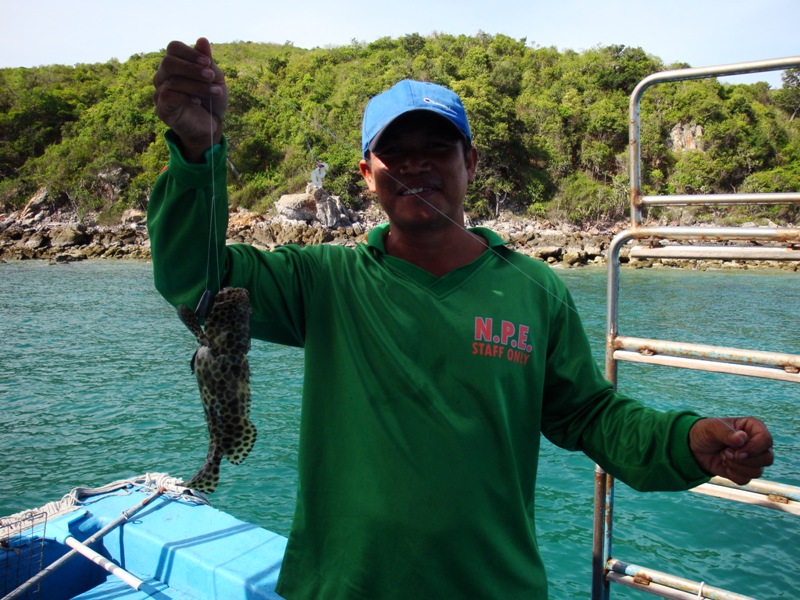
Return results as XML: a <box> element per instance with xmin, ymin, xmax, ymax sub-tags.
<box><xmin>0</xmin><ymin>473</ymin><xmax>210</xmax><ymax>530</ymax></box>
<box><xmin>697</xmin><ymin>581</ymin><xmax>706</xmax><ymax>599</ymax></box>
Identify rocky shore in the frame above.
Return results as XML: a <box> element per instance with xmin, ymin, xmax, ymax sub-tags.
<box><xmin>0</xmin><ymin>188</ymin><xmax>151</xmax><ymax>262</ymax></box>
<box><xmin>1</xmin><ymin>186</ymin><xmax>796</xmax><ymax>272</ymax></box>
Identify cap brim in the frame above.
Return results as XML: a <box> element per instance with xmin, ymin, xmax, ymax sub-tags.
<box><xmin>367</xmin><ymin>109</ymin><xmax>469</xmax><ymax>155</ymax></box>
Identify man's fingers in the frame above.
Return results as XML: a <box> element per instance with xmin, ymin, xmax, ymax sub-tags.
<box><xmin>724</xmin><ymin>462</ymin><xmax>765</xmax><ymax>485</ymax></box>
<box><xmin>153</xmin><ymin>38</ymin><xmax>217</xmax><ymax>90</ymax></box>
<box><xmin>721</xmin><ymin>445</ymin><xmax>774</xmax><ymax>484</ymax></box>
<box><xmin>166</xmin><ymin>39</ymin><xmax>208</xmax><ymax>63</ymax></box>
<box><xmin>154</xmin><ymin>58</ymin><xmax>215</xmax><ymax>89</ymax></box>
<box><xmin>157</xmin><ymin>75</ymin><xmax>221</xmax><ymax>102</ymax></box>
<box><xmin>152</xmin><ymin>38</ymin><xmax>226</xmax><ymax>152</ymax></box>
<box><xmin>193</xmin><ymin>37</ymin><xmax>213</xmax><ymax>61</ymax></box>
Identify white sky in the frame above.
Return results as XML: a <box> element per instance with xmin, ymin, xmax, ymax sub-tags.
<box><xmin>1</xmin><ymin>0</ymin><xmax>798</xmax><ymax>87</ymax></box>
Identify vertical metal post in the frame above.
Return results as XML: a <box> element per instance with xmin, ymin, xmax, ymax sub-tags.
<box><xmin>595</xmin><ymin>55</ymin><xmax>800</xmax><ymax>600</ymax></box>
<box><xmin>628</xmin><ymin>87</ymin><xmax>644</xmax><ymax>227</ymax></box>
<box><xmin>591</xmin><ymin>465</ymin><xmax>609</xmax><ymax>600</ymax></box>
<box><xmin>592</xmin><ymin>230</ymin><xmax>628</xmax><ymax>600</ymax></box>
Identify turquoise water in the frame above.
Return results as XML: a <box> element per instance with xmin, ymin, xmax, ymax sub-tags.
<box><xmin>0</xmin><ymin>260</ymin><xmax>797</xmax><ymax>598</ymax></box>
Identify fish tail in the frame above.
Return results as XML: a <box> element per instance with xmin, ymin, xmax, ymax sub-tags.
<box><xmin>224</xmin><ymin>419</ymin><xmax>258</xmax><ymax>465</ymax></box>
<box><xmin>184</xmin><ymin>444</ymin><xmax>223</xmax><ymax>494</ymax></box>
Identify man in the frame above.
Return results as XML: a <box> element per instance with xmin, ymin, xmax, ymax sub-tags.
<box><xmin>310</xmin><ymin>160</ymin><xmax>329</xmax><ymax>188</ymax></box>
<box><xmin>149</xmin><ymin>38</ymin><xmax>774</xmax><ymax>599</ymax></box>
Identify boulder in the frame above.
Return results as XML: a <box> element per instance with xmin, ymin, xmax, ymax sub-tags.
<box><xmin>668</xmin><ymin>123</ymin><xmax>704</xmax><ymax>152</ymax></box>
<box><xmin>530</xmin><ymin>246</ymin><xmax>563</xmax><ymax>261</ymax></box>
<box><xmin>562</xmin><ymin>249</ymin><xmax>587</xmax><ymax>266</ymax></box>
<box><xmin>19</xmin><ymin>188</ymin><xmax>70</xmax><ymax>224</ymax></box>
<box><xmin>228</xmin><ymin>209</ymin><xmax>265</xmax><ymax>229</ymax></box>
<box><xmin>22</xmin><ymin>232</ymin><xmax>49</xmax><ymax>250</ymax></box>
<box><xmin>275</xmin><ymin>193</ymin><xmax>317</xmax><ymax>222</ymax></box>
<box><xmin>97</xmin><ymin>168</ymin><xmax>130</xmax><ymax>201</ymax></box>
<box><xmin>121</xmin><ymin>209</ymin><xmax>146</xmax><ymax>225</ymax></box>
<box><xmin>274</xmin><ymin>188</ymin><xmax>354</xmax><ymax>229</ymax></box>
<box><xmin>50</xmin><ymin>225</ymin><xmax>91</xmax><ymax>248</ymax></box>
<box><xmin>315</xmin><ymin>190</ymin><xmax>351</xmax><ymax>229</ymax></box>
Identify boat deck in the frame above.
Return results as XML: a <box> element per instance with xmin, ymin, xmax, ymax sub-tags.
<box><xmin>5</xmin><ymin>482</ymin><xmax>287</xmax><ymax>600</ymax></box>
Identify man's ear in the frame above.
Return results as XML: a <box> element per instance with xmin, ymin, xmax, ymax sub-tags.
<box><xmin>359</xmin><ymin>158</ymin><xmax>377</xmax><ymax>192</ymax></box>
<box><xmin>466</xmin><ymin>146</ymin><xmax>479</xmax><ymax>184</ymax></box>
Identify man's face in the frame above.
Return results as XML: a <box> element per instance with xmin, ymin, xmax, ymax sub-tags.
<box><xmin>359</xmin><ymin>112</ymin><xmax>478</xmax><ymax>232</ymax></box>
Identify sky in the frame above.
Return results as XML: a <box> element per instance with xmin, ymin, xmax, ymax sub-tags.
<box><xmin>1</xmin><ymin>0</ymin><xmax>798</xmax><ymax>88</ymax></box>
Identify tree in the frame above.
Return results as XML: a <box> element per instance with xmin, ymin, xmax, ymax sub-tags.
<box><xmin>0</xmin><ymin>35</ymin><xmax>796</xmax><ymax>226</ymax></box>
<box><xmin>775</xmin><ymin>68</ymin><xmax>800</xmax><ymax>121</ymax></box>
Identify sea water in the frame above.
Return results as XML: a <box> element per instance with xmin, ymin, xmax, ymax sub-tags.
<box><xmin>0</xmin><ymin>260</ymin><xmax>797</xmax><ymax>598</ymax></box>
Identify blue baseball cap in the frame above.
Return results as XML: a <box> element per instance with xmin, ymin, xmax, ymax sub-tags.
<box><xmin>361</xmin><ymin>80</ymin><xmax>472</xmax><ymax>156</ymax></box>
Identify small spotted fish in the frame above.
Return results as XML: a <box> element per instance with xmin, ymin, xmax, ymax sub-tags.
<box><xmin>177</xmin><ymin>287</ymin><xmax>257</xmax><ymax>493</ymax></box>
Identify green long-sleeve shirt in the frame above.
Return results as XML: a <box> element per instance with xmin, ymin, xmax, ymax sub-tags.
<box><xmin>147</xmin><ymin>133</ymin><xmax>709</xmax><ymax>599</ymax></box>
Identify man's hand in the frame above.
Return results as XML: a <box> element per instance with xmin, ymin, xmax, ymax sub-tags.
<box><xmin>152</xmin><ymin>37</ymin><xmax>228</xmax><ymax>162</ymax></box>
<box><xmin>689</xmin><ymin>417</ymin><xmax>774</xmax><ymax>485</ymax></box>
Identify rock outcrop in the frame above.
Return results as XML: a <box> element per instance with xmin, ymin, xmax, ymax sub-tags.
<box><xmin>1</xmin><ymin>186</ymin><xmax>796</xmax><ymax>272</ymax></box>
<box><xmin>0</xmin><ymin>187</ymin><xmax>150</xmax><ymax>262</ymax></box>
<box><xmin>668</xmin><ymin>123</ymin><xmax>705</xmax><ymax>152</ymax></box>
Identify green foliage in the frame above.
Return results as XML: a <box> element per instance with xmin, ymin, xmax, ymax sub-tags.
<box><xmin>774</xmin><ymin>68</ymin><xmax>800</xmax><ymax>121</ymax></box>
<box><xmin>669</xmin><ymin>151</ymin><xmax>717</xmax><ymax>194</ymax></box>
<box><xmin>590</xmin><ymin>45</ymin><xmax>661</xmax><ymax>94</ymax></box>
<box><xmin>0</xmin><ymin>35</ymin><xmax>797</xmax><ymax>226</ymax></box>
<box><xmin>551</xmin><ymin>172</ymin><xmax>628</xmax><ymax>224</ymax></box>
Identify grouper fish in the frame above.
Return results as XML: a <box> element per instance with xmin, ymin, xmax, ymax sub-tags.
<box><xmin>177</xmin><ymin>287</ymin><xmax>257</xmax><ymax>493</ymax></box>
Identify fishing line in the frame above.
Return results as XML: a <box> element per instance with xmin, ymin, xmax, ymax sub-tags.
<box><xmin>716</xmin><ymin>418</ymin><xmax>738</xmax><ymax>433</ymax></box>
<box><xmin>209</xmin><ymin>98</ymin><xmax>221</xmax><ymax>293</ymax></box>
<box><xmin>193</xmin><ymin>71</ymin><xmax>754</xmax><ymax>451</ymax></box>
<box><xmin>238</xmin><ymin>73</ymin><xmax>585</xmax><ymax>319</ymax></box>
<box><xmin>303</xmin><ymin>131</ymin><xmax>318</xmax><ymax>164</ymax></box>
<box><xmin>231</xmin><ymin>75</ymin><xmax>753</xmax><ymax>440</ymax></box>
<box><xmin>195</xmin><ymin>98</ymin><xmax>220</xmax><ymax>319</ymax></box>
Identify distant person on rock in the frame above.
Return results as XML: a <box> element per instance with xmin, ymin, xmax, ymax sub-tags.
<box><xmin>148</xmin><ymin>37</ymin><xmax>775</xmax><ymax>599</ymax></box>
<box><xmin>310</xmin><ymin>160</ymin><xmax>328</xmax><ymax>188</ymax></box>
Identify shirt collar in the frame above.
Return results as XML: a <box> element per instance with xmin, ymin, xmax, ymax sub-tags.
<box><xmin>366</xmin><ymin>223</ymin><xmax>507</xmax><ymax>254</ymax></box>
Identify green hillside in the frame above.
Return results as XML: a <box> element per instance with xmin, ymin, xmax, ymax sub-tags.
<box><xmin>2</xmin><ymin>33</ymin><xmax>799</xmax><ymax>225</ymax></box>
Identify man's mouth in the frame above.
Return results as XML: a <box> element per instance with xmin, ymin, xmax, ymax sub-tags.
<box><xmin>399</xmin><ymin>186</ymin><xmax>435</xmax><ymax>196</ymax></box>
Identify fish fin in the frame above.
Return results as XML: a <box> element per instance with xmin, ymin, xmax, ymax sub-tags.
<box><xmin>194</xmin><ymin>288</ymin><xmax>214</xmax><ymax>319</ymax></box>
<box><xmin>184</xmin><ymin>445</ymin><xmax>223</xmax><ymax>494</ymax></box>
<box><xmin>178</xmin><ymin>304</ymin><xmax>209</xmax><ymax>346</ymax></box>
<box><xmin>225</xmin><ymin>419</ymin><xmax>258</xmax><ymax>465</ymax></box>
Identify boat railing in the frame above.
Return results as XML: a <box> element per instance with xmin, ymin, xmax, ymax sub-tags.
<box><xmin>592</xmin><ymin>56</ymin><xmax>800</xmax><ymax>600</ymax></box>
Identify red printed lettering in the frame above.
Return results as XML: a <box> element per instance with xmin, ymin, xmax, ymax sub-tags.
<box><xmin>500</xmin><ymin>320</ymin><xmax>515</xmax><ymax>345</ymax></box>
<box><xmin>518</xmin><ymin>324</ymin><xmax>529</xmax><ymax>349</ymax></box>
<box><xmin>475</xmin><ymin>317</ymin><xmax>493</xmax><ymax>342</ymax></box>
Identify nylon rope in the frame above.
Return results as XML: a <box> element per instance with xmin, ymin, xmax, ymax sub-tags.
<box><xmin>0</xmin><ymin>473</ymin><xmax>210</xmax><ymax>526</ymax></box>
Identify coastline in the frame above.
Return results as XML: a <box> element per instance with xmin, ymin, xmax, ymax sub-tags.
<box><xmin>0</xmin><ymin>191</ymin><xmax>796</xmax><ymax>272</ymax></box>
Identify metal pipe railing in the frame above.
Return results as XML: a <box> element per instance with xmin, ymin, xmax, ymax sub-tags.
<box><xmin>627</xmin><ymin>56</ymin><xmax>800</xmax><ymax>226</ymax></box>
<box><xmin>607</xmin><ymin>560</ymin><xmax>756</xmax><ymax>600</ymax></box>
<box><xmin>639</xmin><ymin>192</ymin><xmax>800</xmax><ymax>207</ymax></box>
<box><xmin>613</xmin><ymin>337</ymin><xmax>800</xmax><ymax>371</ymax></box>
<box><xmin>611</xmin><ymin>225</ymin><xmax>800</xmax><ymax>242</ymax></box>
<box><xmin>628</xmin><ymin>245</ymin><xmax>800</xmax><ymax>261</ymax></box>
<box><xmin>692</xmin><ymin>477</ymin><xmax>800</xmax><ymax>516</ymax></box>
<box><xmin>614</xmin><ymin>351</ymin><xmax>800</xmax><ymax>383</ymax></box>
<box><xmin>612</xmin><ymin>334</ymin><xmax>800</xmax><ymax>383</ymax></box>
<box><xmin>593</xmin><ymin>56</ymin><xmax>800</xmax><ymax>600</ymax></box>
